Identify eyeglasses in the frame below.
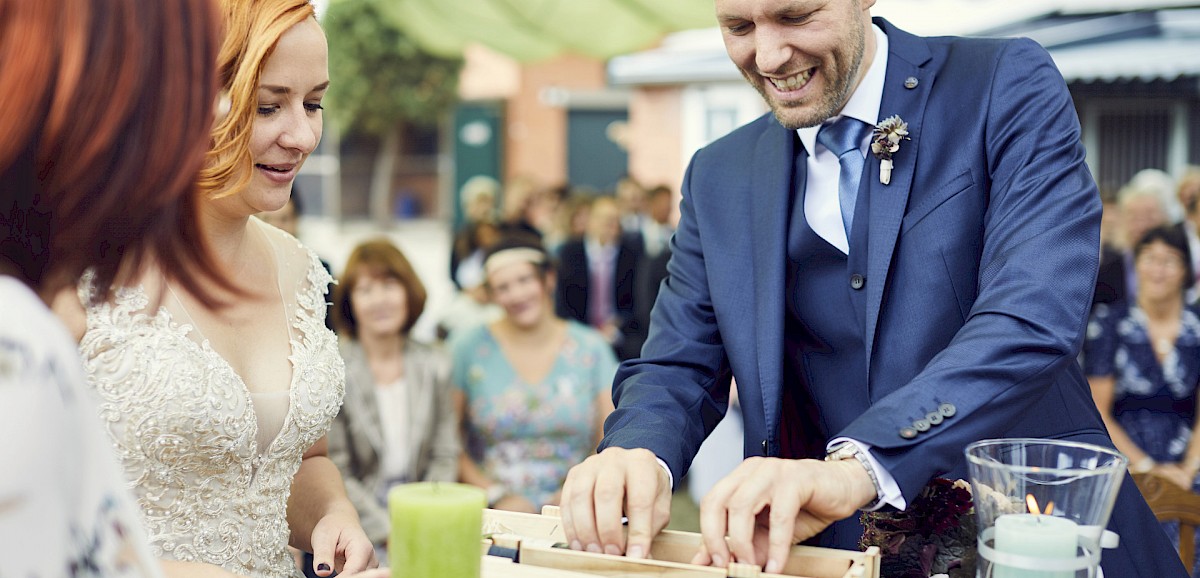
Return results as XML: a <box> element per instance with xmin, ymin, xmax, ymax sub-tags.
<box><xmin>1135</xmin><ymin>254</ymin><xmax>1186</xmax><ymax>271</ymax></box>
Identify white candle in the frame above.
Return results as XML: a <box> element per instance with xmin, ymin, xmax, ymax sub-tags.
<box><xmin>994</xmin><ymin>513</ymin><xmax>1077</xmax><ymax>578</ymax></box>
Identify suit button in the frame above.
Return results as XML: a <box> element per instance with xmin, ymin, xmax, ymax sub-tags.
<box><xmin>939</xmin><ymin>403</ymin><xmax>957</xmax><ymax>418</ymax></box>
<box><xmin>899</xmin><ymin>427</ymin><xmax>918</xmax><ymax>439</ymax></box>
<box><xmin>927</xmin><ymin>411</ymin><xmax>943</xmax><ymax>426</ymax></box>
<box><xmin>913</xmin><ymin>419</ymin><xmax>931</xmax><ymax>432</ymax></box>
<box><xmin>850</xmin><ymin>274</ymin><xmax>865</xmax><ymax>290</ymax></box>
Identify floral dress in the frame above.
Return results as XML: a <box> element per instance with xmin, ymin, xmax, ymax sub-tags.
<box><xmin>448</xmin><ymin>322</ymin><xmax>617</xmax><ymax>508</ymax></box>
<box><xmin>1084</xmin><ymin>301</ymin><xmax>1200</xmax><ymax>576</ymax></box>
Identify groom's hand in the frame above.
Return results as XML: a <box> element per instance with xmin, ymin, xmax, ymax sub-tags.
<box><xmin>690</xmin><ymin>457</ymin><xmax>876</xmax><ymax>573</ymax></box>
<box><xmin>560</xmin><ymin>447</ymin><xmax>672</xmax><ymax>559</ymax></box>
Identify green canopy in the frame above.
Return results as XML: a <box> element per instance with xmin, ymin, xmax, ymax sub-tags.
<box><xmin>350</xmin><ymin>0</ymin><xmax>718</xmax><ymax>62</ymax></box>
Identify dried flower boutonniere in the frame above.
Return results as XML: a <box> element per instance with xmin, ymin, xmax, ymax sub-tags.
<box><xmin>872</xmin><ymin>115</ymin><xmax>910</xmax><ymax>185</ymax></box>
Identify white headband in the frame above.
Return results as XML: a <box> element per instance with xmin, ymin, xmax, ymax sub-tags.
<box><xmin>483</xmin><ymin>247</ymin><xmax>547</xmax><ymax>278</ymax></box>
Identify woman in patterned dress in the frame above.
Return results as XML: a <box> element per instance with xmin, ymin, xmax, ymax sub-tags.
<box><xmin>58</xmin><ymin>1</ymin><xmax>377</xmax><ymax>577</ymax></box>
<box><xmin>449</xmin><ymin>236</ymin><xmax>617</xmax><ymax>512</ymax></box>
<box><xmin>1085</xmin><ymin>225</ymin><xmax>1200</xmax><ymax>576</ymax></box>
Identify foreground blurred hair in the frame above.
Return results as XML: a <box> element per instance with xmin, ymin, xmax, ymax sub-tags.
<box><xmin>200</xmin><ymin>0</ymin><xmax>315</xmax><ymax>201</ymax></box>
<box><xmin>0</xmin><ymin>0</ymin><xmax>224</xmax><ymax>302</ymax></box>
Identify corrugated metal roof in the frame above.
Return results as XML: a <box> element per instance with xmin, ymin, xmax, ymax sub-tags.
<box><xmin>609</xmin><ymin>4</ymin><xmax>1200</xmax><ymax>86</ymax></box>
<box><xmin>1052</xmin><ymin>36</ymin><xmax>1200</xmax><ymax>82</ymax></box>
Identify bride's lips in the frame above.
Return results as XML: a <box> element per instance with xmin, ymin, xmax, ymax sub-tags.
<box><xmin>255</xmin><ymin>162</ymin><xmax>298</xmax><ymax>184</ymax></box>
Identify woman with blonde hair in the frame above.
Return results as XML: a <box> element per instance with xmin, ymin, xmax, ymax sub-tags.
<box><xmin>328</xmin><ymin>239</ymin><xmax>459</xmax><ymax>553</ymax></box>
<box><xmin>60</xmin><ymin>0</ymin><xmax>377</xmax><ymax>576</ymax></box>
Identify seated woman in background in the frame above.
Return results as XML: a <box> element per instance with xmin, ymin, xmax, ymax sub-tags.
<box><xmin>328</xmin><ymin>239</ymin><xmax>459</xmax><ymax>552</ymax></box>
<box><xmin>448</xmin><ymin>236</ymin><xmax>617</xmax><ymax>512</ymax></box>
<box><xmin>59</xmin><ymin>0</ymin><xmax>376</xmax><ymax>576</ymax></box>
<box><xmin>1085</xmin><ymin>225</ymin><xmax>1200</xmax><ymax>576</ymax></box>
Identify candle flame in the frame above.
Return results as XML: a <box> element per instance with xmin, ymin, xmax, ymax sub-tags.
<box><xmin>1025</xmin><ymin>494</ymin><xmax>1054</xmax><ymax>516</ymax></box>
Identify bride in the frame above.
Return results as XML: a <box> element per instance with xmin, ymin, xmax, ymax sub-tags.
<box><xmin>59</xmin><ymin>1</ymin><xmax>375</xmax><ymax>576</ymax></box>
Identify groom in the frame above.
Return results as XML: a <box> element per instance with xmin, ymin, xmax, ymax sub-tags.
<box><xmin>559</xmin><ymin>0</ymin><xmax>1186</xmax><ymax>575</ymax></box>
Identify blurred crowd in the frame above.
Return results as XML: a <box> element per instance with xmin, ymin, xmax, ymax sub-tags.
<box><xmin>259</xmin><ymin>174</ymin><xmax>683</xmax><ymax>562</ymax></box>
<box><xmin>1084</xmin><ymin>166</ymin><xmax>1200</xmax><ymax>575</ymax></box>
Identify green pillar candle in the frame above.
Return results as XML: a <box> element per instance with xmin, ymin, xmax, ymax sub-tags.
<box><xmin>389</xmin><ymin>482</ymin><xmax>486</xmax><ymax>578</ymax></box>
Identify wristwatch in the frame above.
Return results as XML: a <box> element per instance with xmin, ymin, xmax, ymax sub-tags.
<box><xmin>825</xmin><ymin>442</ymin><xmax>886</xmax><ymax>511</ymax></box>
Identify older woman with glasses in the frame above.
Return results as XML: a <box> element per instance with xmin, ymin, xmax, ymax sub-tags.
<box><xmin>1085</xmin><ymin>225</ymin><xmax>1200</xmax><ymax>576</ymax></box>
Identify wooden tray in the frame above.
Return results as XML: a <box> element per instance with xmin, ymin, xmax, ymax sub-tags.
<box><xmin>481</xmin><ymin>507</ymin><xmax>879</xmax><ymax>578</ymax></box>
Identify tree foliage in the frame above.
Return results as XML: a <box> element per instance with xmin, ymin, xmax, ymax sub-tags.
<box><xmin>323</xmin><ymin>0</ymin><xmax>464</xmax><ymax>135</ymax></box>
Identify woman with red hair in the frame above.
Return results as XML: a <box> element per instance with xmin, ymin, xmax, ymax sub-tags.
<box><xmin>0</xmin><ymin>0</ymin><xmax>222</xmax><ymax>574</ymax></box>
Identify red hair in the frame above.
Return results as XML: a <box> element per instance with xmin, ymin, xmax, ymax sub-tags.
<box><xmin>0</xmin><ymin>0</ymin><xmax>226</xmax><ymax>302</ymax></box>
<box><xmin>200</xmin><ymin>0</ymin><xmax>315</xmax><ymax>201</ymax></box>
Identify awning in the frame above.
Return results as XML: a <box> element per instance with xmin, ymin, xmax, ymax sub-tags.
<box><xmin>356</xmin><ymin>0</ymin><xmax>717</xmax><ymax>62</ymax></box>
<box><xmin>1052</xmin><ymin>36</ymin><xmax>1200</xmax><ymax>83</ymax></box>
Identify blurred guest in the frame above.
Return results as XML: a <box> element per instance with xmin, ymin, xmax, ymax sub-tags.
<box><xmin>555</xmin><ymin>197</ymin><xmax>641</xmax><ymax>360</ymax></box>
<box><xmin>1111</xmin><ymin>180</ymin><xmax>1171</xmax><ymax>303</ymax></box>
<box><xmin>1095</xmin><ymin>190</ymin><xmax>1126</xmax><ymax>306</ymax></box>
<box><xmin>328</xmin><ymin>239</ymin><xmax>459</xmax><ymax>552</ymax></box>
<box><xmin>437</xmin><ymin>221</ymin><xmax>503</xmax><ymax>340</ymax></box>
<box><xmin>615</xmin><ymin>175</ymin><xmax>647</xmax><ymax>235</ymax></box>
<box><xmin>449</xmin><ymin>175</ymin><xmax>498</xmax><ymax>289</ymax></box>
<box><xmin>498</xmin><ymin>176</ymin><xmax>551</xmax><ymax>240</ymax></box>
<box><xmin>1085</xmin><ymin>226</ymin><xmax>1200</xmax><ymax>575</ymax></box>
<box><xmin>61</xmin><ymin>1</ymin><xmax>377</xmax><ymax>575</ymax></box>
<box><xmin>449</xmin><ymin>237</ymin><xmax>616</xmax><ymax>511</ymax></box>
<box><xmin>639</xmin><ymin>185</ymin><xmax>677</xmax><ymax>261</ymax></box>
<box><xmin>0</xmin><ymin>0</ymin><xmax>222</xmax><ymax>573</ymax></box>
<box><xmin>544</xmin><ymin>191</ymin><xmax>593</xmax><ymax>256</ymax></box>
<box><xmin>1172</xmin><ymin>167</ymin><xmax>1200</xmax><ymax>298</ymax></box>
<box><xmin>1130</xmin><ymin>168</ymin><xmax>1184</xmax><ymax>225</ymax></box>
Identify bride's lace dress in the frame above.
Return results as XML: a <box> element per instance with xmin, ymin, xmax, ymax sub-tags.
<box><xmin>78</xmin><ymin>220</ymin><xmax>344</xmax><ymax>578</ymax></box>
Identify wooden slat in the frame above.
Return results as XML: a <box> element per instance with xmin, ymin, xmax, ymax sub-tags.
<box><xmin>483</xmin><ymin>509</ymin><xmax>878</xmax><ymax>578</ymax></box>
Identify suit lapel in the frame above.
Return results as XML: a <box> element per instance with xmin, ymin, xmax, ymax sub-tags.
<box><xmin>750</xmin><ymin>122</ymin><xmax>801</xmax><ymax>449</ymax></box>
<box><xmin>863</xmin><ymin>20</ymin><xmax>934</xmax><ymax>383</ymax></box>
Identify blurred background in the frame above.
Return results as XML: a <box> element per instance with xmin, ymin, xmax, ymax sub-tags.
<box><xmin>297</xmin><ymin>0</ymin><xmax>1200</xmax><ymax>342</ymax></box>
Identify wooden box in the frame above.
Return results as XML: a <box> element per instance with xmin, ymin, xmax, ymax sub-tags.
<box><xmin>481</xmin><ymin>507</ymin><xmax>880</xmax><ymax>578</ymax></box>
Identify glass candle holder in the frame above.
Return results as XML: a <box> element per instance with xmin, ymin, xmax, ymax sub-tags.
<box><xmin>965</xmin><ymin>438</ymin><xmax>1127</xmax><ymax>578</ymax></box>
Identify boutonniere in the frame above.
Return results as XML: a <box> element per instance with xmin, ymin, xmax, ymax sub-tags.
<box><xmin>872</xmin><ymin>115</ymin><xmax>910</xmax><ymax>185</ymax></box>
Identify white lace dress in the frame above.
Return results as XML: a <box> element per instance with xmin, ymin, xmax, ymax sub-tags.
<box><xmin>78</xmin><ymin>220</ymin><xmax>344</xmax><ymax>578</ymax></box>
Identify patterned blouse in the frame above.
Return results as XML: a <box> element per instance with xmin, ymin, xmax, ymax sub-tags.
<box><xmin>448</xmin><ymin>321</ymin><xmax>617</xmax><ymax>507</ymax></box>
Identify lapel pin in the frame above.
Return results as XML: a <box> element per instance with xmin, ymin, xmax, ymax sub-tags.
<box><xmin>904</xmin><ymin>76</ymin><xmax>919</xmax><ymax>89</ymax></box>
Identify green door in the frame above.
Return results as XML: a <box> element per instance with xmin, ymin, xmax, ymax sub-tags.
<box><xmin>453</xmin><ymin>102</ymin><xmax>503</xmax><ymax>229</ymax></box>
<box><xmin>567</xmin><ymin>108</ymin><xmax>628</xmax><ymax>193</ymax></box>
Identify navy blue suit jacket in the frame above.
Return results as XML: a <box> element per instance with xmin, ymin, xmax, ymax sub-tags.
<box><xmin>600</xmin><ymin>19</ymin><xmax>1183</xmax><ymax>574</ymax></box>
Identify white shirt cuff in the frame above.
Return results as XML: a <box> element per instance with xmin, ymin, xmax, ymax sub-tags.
<box><xmin>827</xmin><ymin>437</ymin><xmax>907</xmax><ymax>511</ymax></box>
<box><xmin>655</xmin><ymin>457</ymin><xmax>675</xmax><ymax>490</ymax></box>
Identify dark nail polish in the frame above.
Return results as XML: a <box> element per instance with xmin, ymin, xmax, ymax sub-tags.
<box><xmin>317</xmin><ymin>563</ymin><xmax>331</xmax><ymax>573</ymax></box>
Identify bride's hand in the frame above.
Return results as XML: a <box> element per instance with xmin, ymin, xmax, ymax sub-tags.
<box><xmin>310</xmin><ymin>512</ymin><xmax>378</xmax><ymax>575</ymax></box>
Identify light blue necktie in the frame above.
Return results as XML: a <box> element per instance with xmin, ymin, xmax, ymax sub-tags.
<box><xmin>817</xmin><ymin>117</ymin><xmax>870</xmax><ymax>236</ymax></box>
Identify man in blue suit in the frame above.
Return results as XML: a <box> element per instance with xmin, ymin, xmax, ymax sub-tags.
<box><xmin>559</xmin><ymin>0</ymin><xmax>1186</xmax><ymax>575</ymax></box>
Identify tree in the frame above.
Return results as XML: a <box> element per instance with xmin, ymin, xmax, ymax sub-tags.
<box><xmin>324</xmin><ymin>0</ymin><xmax>463</xmax><ymax>224</ymax></box>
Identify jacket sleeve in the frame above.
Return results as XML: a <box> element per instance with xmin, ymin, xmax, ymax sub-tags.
<box><xmin>422</xmin><ymin>346</ymin><xmax>460</xmax><ymax>483</ymax></box>
<box><xmin>326</xmin><ymin>397</ymin><xmax>390</xmax><ymax>545</ymax></box>
<box><xmin>837</xmin><ymin>38</ymin><xmax>1103</xmax><ymax>498</ymax></box>
<box><xmin>598</xmin><ymin>152</ymin><xmax>734</xmax><ymax>485</ymax></box>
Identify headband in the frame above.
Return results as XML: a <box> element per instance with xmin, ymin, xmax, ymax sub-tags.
<box><xmin>483</xmin><ymin>247</ymin><xmax>547</xmax><ymax>278</ymax></box>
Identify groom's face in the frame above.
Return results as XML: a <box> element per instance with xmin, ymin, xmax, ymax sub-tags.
<box><xmin>717</xmin><ymin>0</ymin><xmax>876</xmax><ymax>130</ymax></box>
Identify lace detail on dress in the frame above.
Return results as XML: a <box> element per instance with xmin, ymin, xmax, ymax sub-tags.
<box><xmin>77</xmin><ymin>239</ymin><xmax>343</xmax><ymax>578</ymax></box>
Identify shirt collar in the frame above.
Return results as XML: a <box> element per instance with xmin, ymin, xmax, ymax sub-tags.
<box><xmin>796</xmin><ymin>24</ymin><xmax>889</xmax><ymax>155</ymax></box>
